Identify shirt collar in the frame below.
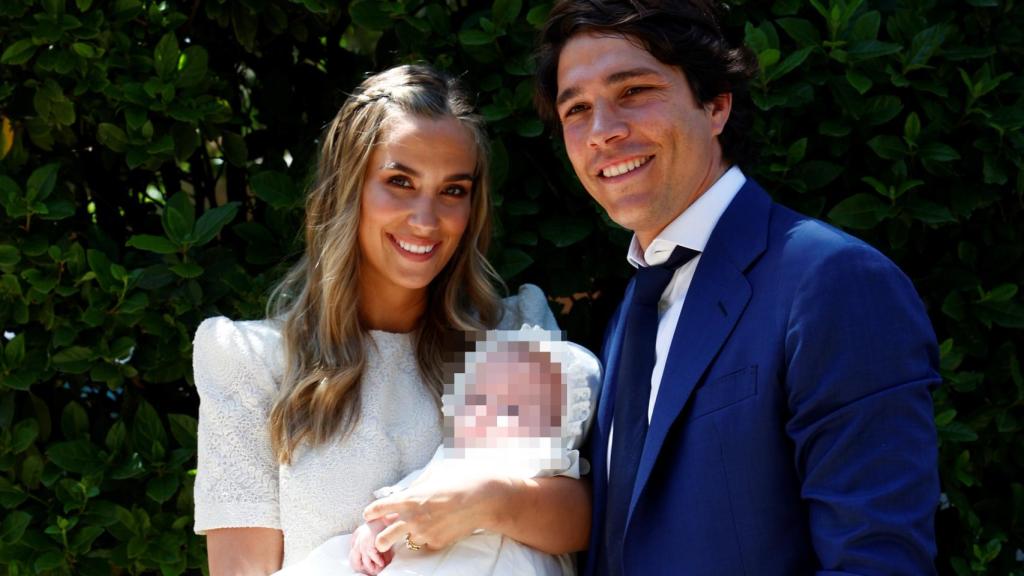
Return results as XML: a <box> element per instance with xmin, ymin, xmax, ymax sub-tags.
<box><xmin>627</xmin><ymin>166</ymin><xmax>746</xmax><ymax>268</ymax></box>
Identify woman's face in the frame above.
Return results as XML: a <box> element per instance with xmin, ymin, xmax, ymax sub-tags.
<box><xmin>357</xmin><ymin>112</ymin><xmax>477</xmax><ymax>300</ymax></box>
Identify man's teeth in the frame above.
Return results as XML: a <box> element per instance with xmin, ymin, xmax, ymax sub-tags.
<box><xmin>397</xmin><ymin>239</ymin><xmax>436</xmax><ymax>254</ymax></box>
<box><xmin>602</xmin><ymin>156</ymin><xmax>650</xmax><ymax>177</ymax></box>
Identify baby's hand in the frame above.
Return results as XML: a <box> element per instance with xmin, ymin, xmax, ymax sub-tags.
<box><xmin>349</xmin><ymin>519</ymin><xmax>394</xmax><ymax>575</ymax></box>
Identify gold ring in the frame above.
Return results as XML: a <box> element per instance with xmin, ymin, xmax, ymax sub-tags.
<box><xmin>405</xmin><ymin>533</ymin><xmax>423</xmax><ymax>551</ymax></box>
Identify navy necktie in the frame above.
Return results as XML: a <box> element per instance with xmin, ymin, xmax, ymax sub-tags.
<box><xmin>602</xmin><ymin>246</ymin><xmax>698</xmax><ymax>576</ymax></box>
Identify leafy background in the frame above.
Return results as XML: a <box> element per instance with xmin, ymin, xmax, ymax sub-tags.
<box><xmin>1</xmin><ymin>0</ymin><xmax>1021</xmax><ymax>574</ymax></box>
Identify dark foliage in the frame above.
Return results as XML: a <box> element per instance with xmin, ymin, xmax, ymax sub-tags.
<box><xmin>0</xmin><ymin>0</ymin><xmax>1021</xmax><ymax>574</ymax></box>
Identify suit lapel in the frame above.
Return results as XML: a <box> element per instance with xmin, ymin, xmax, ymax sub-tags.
<box><xmin>625</xmin><ymin>180</ymin><xmax>772</xmax><ymax>524</ymax></box>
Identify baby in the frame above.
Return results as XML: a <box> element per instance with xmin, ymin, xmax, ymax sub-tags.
<box><xmin>274</xmin><ymin>327</ymin><xmax>600</xmax><ymax>576</ymax></box>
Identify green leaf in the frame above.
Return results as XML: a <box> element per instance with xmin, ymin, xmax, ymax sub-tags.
<box><xmin>133</xmin><ymin>400</ymin><xmax>168</xmax><ymax>462</ymax></box>
<box><xmin>47</xmin><ymin>439</ymin><xmax>106</xmax><ymax>474</ymax></box>
<box><xmin>192</xmin><ymin>202</ymin><xmax>240</xmax><ymax>247</ymax></box>
<box><xmin>177</xmin><ymin>46</ymin><xmax>208</xmax><ymax>88</ymax></box>
<box><xmin>776</xmin><ymin>18</ymin><xmax>819</xmax><ymax>47</ymax></box>
<box><xmin>0</xmin><ymin>511</ymin><xmax>31</xmax><ymax>544</ymax></box>
<box><xmin>758</xmin><ymin>48</ymin><xmax>781</xmax><ymax>69</ymax></box>
<box><xmin>154</xmin><ymin>32</ymin><xmax>180</xmax><ymax>79</ymax></box>
<box><xmin>0</xmin><ymin>244</ymin><xmax>20</xmax><ymax>267</ymax></box>
<box><xmin>516</xmin><ymin>118</ymin><xmax>544</xmax><ymax>138</ymax></box>
<box><xmin>904</xmin><ymin>25</ymin><xmax>946</xmax><ymax>73</ymax></box>
<box><xmin>860</xmin><ymin>95</ymin><xmax>902</xmax><ymax>126</ymax></box>
<box><xmin>349</xmin><ymin>0</ymin><xmax>391</xmax><ymax>31</ymax></box>
<box><xmin>850</xmin><ymin>10</ymin><xmax>880</xmax><ymax>42</ymax></box>
<box><xmin>34</xmin><ymin>551</ymin><xmax>65</xmax><ymax>573</ymax></box>
<box><xmin>26</xmin><ymin>163</ymin><xmax>60</xmax><ymax>203</ymax></box>
<box><xmin>526</xmin><ymin>4</ymin><xmax>550</xmax><ymax>28</ymax></box>
<box><xmin>106</xmin><ymin>420</ymin><xmax>127</xmax><ymax>453</ymax></box>
<box><xmin>903</xmin><ymin>112</ymin><xmax>921</xmax><ymax>143</ymax></box>
<box><xmin>939</xmin><ymin>421</ymin><xmax>979</xmax><ymax>442</ymax></box>
<box><xmin>52</xmin><ymin>346</ymin><xmax>94</xmax><ymax>373</ymax></box>
<box><xmin>459</xmin><ymin>29</ymin><xmax>495</xmax><ymax>47</ymax></box>
<box><xmin>847</xmin><ymin>40</ymin><xmax>901</xmax><ymax>62</ymax></box>
<box><xmin>170</xmin><ymin>261</ymin><xmax>203</xmax><ymax>278</ymax></box>
<box><xmin>1</xmin><ymin>39</ymin><xmax>38</xmax><ymax>66</ymax></box>
<box><xmin>768</xmin><ymin>47</ymin><xmax>812</xmax><ymax>81</ymax></box>
<box><xmin>250</xmin><ymin>171</ymin><xmax>300</xmax><ymax>209</ymax></box>
<box><xmin>845</xmin><ymin>70</ymin><xmax>872</xmax><ymax>94</ymax></box>
<box><xmin>61</xmin><ymin>401</ymin><xmax>89</xmax><ymax>439</ymax></box>
<box><xmin>69</xmin><ymin>525</ymin><xmax>104</xmax><ymax>554</ymax></box>
<box><xmin>919</xmin><ymin>142</ymin><xmax>961</xmax><ymax>162</ymax></box>
<box><xmin>867</xmin><ymin>135</ymin><xmax>906</xmax><ymax>160</ymax></box>
<box><xmin>163</xmin><ymin>193</ymin><xmax>195</xmax><ymax>244</ymax></box>
<box><xmin>221</xmin><ymin>132</ymin><xmax>248</xmax><ymax>167</ymax></box>
<box><xmin>4</xmin><ymin>333</ymin><xmax>26</xmax><ymax>367</ymax></box>
<box><xmin>71</xmin><ymin>42</ymin><xmax>97</xmax><ymax>58</ymax></box>
<box><xmin>11</xmin><ymin>418</ymin><xmax>38</xmax><ymax>453</ymax></box>
<box><xmin>168</xmin><ymin>414</ymin><xmax>198</xmax><ymax>450</ymax></box>
<box><xmin>146</xmin><ymin>473</ymin><xmax>180</xmax><ymax>504</ymax></box>
<box><xmin>980</xmin><ymin>283</ymin><xmax>1018</xmax><ymax>303</ymax></box>
<box><xmin>126</xmin><ymin>234</ymin><xmax>179</xmax><ymax>254</ymax></box>
<box><xmin>492</xmin><ymin>0</ymin><xmax>522</xmax><ymax>26</ymax></box>
<box><xmin>827</xmin><ymin>193</ymin><xmax>889</xmax><ymax>229</ymax></box>
<box><xmin>98</xmin><ymin>123</ymin><xmax>128</xmax><ymax>153</ymax></box>
<box><xmin>905</xmin><ymin>197</ymin><xmax>956</xmax><ymax>225</ymax></box>
<box><xmin>497</xmin><ymin>248</ymin><xmax>533</xmax><ymax>278</ymax></box>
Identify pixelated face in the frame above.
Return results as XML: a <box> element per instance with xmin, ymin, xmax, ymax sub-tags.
<box><xmin>452</xmin><ymin>344</ymin><xmax>565</xmax><ymax>448</ymax></box>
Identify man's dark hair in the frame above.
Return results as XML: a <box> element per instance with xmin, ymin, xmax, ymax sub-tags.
<box><xmin>534</xmin><ymin>0</ymin><xmax>759</xmax><ymax>166</ymax></box>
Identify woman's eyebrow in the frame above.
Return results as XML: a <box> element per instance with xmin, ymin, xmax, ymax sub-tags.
<box><xmin>381</xmin><ymin>161</ymin><xmax>474</xmax><ymax>183</ymax></box>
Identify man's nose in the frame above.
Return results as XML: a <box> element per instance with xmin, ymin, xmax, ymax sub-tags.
<box><xmin>587</xmin><ymin>102</ymin><xmax>628</xmax><ymax>148</ymax></box>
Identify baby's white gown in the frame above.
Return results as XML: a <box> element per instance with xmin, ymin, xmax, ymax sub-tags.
<box><xmin>273</xmin><ymin>340</ymin><xmax>600</xmax><ymax>576</ymax></box>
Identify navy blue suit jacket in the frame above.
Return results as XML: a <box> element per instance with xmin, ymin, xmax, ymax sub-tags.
<box><xmin>584</xmin><ymin>180</ymin><xmax>940</xmax><ymax>575</ymax></box>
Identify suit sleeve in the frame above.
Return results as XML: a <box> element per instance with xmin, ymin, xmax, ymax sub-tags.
<box><xmin>783</xmin><ymin>243</ymin><xmax>940</xmax><ymax>575</ymax></box>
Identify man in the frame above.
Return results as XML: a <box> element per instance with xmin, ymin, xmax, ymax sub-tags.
<box><xmin>534</xmin><ymin>1</ymin><xmax>941</xmax><ymax>575</ymax></box>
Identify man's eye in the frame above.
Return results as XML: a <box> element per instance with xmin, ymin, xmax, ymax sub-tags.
<box><xmin>563</xmin><ymin>103</ymin><xmax>588</xmax><ymax>118</ymax></box>
<box><xmin>624</xmin><ymin>86</ymin><xmax>649</xmax><ymax>96</ymax></box>
<box><xmin>500</xmin><ymin>405</ymin><xmax>519</xmax><ymax>417</ymax></box>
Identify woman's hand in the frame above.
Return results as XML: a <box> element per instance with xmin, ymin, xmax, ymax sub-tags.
<box><xmin>363</xmin><ymin>471</ymin><xmax>590</xmax><ymax>554</ymax></box>
<box><xmin>349</xmin><ymin>519</ymin><xmax>395</xmax><ymax>575</ymax></box>
<box><xmin>363</xmin><ymin>469</ymin><xmax>507</xmax><ymax>552</ymax></box>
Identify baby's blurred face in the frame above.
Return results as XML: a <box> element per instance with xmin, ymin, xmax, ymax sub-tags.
<box><xmin>452</xmin><ymin>348</ymin><xmax>563</xmax><ymax>448</ymax></box>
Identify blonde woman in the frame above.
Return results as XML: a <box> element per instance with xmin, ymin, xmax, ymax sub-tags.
<box><xmin>192</xmin><ymin>65</ymin><xmax>591</xmax><ymax>574</ymax></box>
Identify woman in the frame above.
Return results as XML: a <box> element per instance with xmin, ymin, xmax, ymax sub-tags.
<box><xmin>191</xmin><ymin>65</ymin><xmax>591</xmax><ymax>575</ymax></box>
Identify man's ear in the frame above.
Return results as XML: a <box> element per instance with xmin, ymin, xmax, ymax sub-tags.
<box><xmin>706</xmin><ymin>92</ymin><xmax>733</xmax><ymax>137</ymax></box>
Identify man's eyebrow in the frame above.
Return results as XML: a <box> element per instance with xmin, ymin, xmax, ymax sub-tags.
<box><xmin>381</xmin><ymin>161</ymin><xmax>474</xmax><ymax>182</ymax></box>
<box><xmin>555</xmin><ymin>67</ymin><xmax>665</xmax><ymax>108</ymax></box>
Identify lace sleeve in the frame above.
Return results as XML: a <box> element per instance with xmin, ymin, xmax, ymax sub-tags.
<box><xmin>193</xmin><ymin>317</ymin><xmax>282</xmax><ymax>534</ymax></box>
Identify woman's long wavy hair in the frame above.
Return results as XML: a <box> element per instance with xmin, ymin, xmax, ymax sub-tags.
<box><xmin>267</xmin><ymin>65</ymin><xmax>503</xmax><ymax>464</ymax></box>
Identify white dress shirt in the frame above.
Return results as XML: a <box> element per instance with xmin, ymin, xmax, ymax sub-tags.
<box><xmin>607</xmin><ymin>166</ymin><xmax>746</xmax><ymax>475</ymax></box>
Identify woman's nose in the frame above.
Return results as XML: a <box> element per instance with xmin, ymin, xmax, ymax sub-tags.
<box><xmin>407</xmin><ymin>195</ymin><xmax>439</xmax><ymax>230</ymax></box>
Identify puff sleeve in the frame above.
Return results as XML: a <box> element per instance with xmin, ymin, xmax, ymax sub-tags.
<box><xmin>192</xmin><ymin>317</ymin><xmax>283</xmax><ymax>533</ymax></box>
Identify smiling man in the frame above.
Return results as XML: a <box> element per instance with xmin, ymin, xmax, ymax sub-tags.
<box><xmin>534</xmin><ymin>1</ymin><xmax>942</xmax><ymax>575</ymax></box>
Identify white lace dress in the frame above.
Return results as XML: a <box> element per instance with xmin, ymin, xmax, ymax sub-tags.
<box><xmin>192</xmin><ymin>285</ymin><xmax>559</xmax><ymax>567</ymax></box>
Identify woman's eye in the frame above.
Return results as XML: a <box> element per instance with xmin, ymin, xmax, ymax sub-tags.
<box><xmin>443</xmin><ymin>185</ymin><xmax>469</xmax><ymax>197</ymax></box>
<box><xmin>387</xmin><ymin>175</ymin><xmax>413</xmax><ymax>188</ymax></box>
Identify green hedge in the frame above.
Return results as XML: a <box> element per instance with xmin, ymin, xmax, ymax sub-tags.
<box><xmin>0</xmin><ymin>0</ymin><xmax>1021</xmax><ymax>574</ymax></box>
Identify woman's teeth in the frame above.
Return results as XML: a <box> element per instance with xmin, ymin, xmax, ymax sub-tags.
<box><xmin>397</xmin><ymin>239</ymin><xmax>436</xmax><ymax>254</ymax></box>
<box><xmin>602</xmin><ymin>156</ymin><xmax>650</xmax><ymax>177</ymax></box>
